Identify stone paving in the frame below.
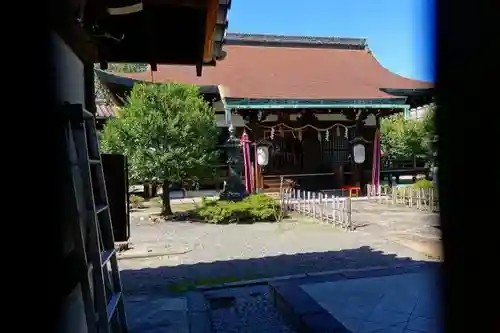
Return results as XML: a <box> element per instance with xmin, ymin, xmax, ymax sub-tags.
<box><xmin>302</xmin><ymin>267</ymin><xmax>442</xmax><ymax>333</ymax></box>
<box><xmin>125</xmin><ymin>296</ymin><xmax>189</xmax><ymax>333</ymax></box>
<box><xmin>207</xmin><ymin>285</ymin><xmax>296</xmax><ymax>333</ymax></box>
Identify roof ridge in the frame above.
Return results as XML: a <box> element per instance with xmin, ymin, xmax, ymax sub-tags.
<box><xmin>226</xmin><ymin>32</ymin><xmax>367</xmax><ymax>50</ymax></box>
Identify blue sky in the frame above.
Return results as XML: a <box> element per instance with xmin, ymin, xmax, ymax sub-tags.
<box><xmin>228</xmin><ymin>0</ymin><xmax>435</xmax><ymax>82</ymax></box>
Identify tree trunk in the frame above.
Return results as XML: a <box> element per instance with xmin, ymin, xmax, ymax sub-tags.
<box><xmin>151</xmin><ymin>183</ymin><xmax>158</xmax><ymax>197</ymax></box>
<box><xmin>161</xmin><ymin>180</ymin><xmax>173</xmax><ymax>216</ymax></box>
<box><xmin>143</xmin><ymin>183</ymin><xmax>151</xmax><ymax>199</ymax></box>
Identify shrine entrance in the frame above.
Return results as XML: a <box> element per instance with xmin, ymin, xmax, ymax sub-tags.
<box><xmin>259</xmin><ymin>122</ymin><xmax>361</xmax><ymax>178</ymax></box>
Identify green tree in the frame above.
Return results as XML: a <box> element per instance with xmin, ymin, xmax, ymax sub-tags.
<box><xmin>380</xmin><ymin>104</ymin><xmax>437</xmax><ymax>165</ymax></box>
<box><xmin>100</xmin><ymin>83</ymin><xmax>219</xmax><ymax>215</ymax></box>
<box><xmin>420</xmin><ymin>104</ymin><xmax>437</xmax><ymax>158</ymax></box>
<box><xmin>380</xmin><ymin>113</ymin><xmax>427</xmax><ymax>160</ymax></box>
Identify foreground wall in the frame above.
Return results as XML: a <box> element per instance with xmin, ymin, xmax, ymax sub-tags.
<box><xmin>51</xmin><ymin>31</ymin><xmax>88</xmax><ymax>333</ymax></box>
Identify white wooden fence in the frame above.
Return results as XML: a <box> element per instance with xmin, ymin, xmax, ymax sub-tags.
<box><xmin>281</xmin><ymin>189</ymin><xmax>353</xmax><ymax>230</ymax></box>
<box><xmin>366</xmin><ymin>184</ymin><xmax>439</xmax><ymax>212</ymax></box>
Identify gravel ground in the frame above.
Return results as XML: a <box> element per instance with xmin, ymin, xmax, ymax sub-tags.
<box><xmin>209</xmin><ymin>288</ymin><xmax>296</xmax><ymax>333</ymax></box>
<box><xmin>119</xmin><ymin>205</ymin><xmax>436</xmax><ymax>295</ymax></box>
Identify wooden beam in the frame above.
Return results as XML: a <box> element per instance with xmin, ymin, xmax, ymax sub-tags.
<box><xmin>203</xmin><ymin>0</ymin><xmax>219</xmax><ymax>63</ymax></box>
<box><xmin>84</xmin><ymin>63</ymin><xmax>97</xmax><ymax>114</ymax></box>
<box><xmin>51</xmin><ymin>11</ymin><xmax>97</xmax><ymax>63</ymax></box>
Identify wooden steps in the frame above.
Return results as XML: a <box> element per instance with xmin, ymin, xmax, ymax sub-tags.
<box><xmin>263</xmin><ymin>176</ymin><xmax>295</xmax><ymax>194</ymax></box>
<box><xmin>263</xmin><ymin>176</ymin><xmax>283</xmax><ymax>193</ymax></box>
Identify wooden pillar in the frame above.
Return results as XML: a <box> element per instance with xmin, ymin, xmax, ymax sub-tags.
<box><xmin>352</xmin><ymin>124</ymin><xmax>364</xmax><ymax>187</ymax></box>
<box><xmin>334</xmin><ymin>164</ymin><xmax>345</xmax><ymax>188</ymax></box>
<box><xmin>352</xmin><ymin>162</ymin><xmax>360</xmax><ymax>186</ymax></box>
<box><xmin>369</xmin><ymin>115</ymin><xmax>382</xmax><ymax>194</ymax></box>
<box><xmin>255</xmin><ymin>161</ymin><xmax>263</xmax><ymax>192</ymax></box>
<box><xmin>252</xmin><ymin>138</ymin><xmax>265</xmax><ymax>192</ymax></box>
<box><xmin>84</xmin><ymin>62</ymin><xmax>96</xmax><ymax>115</ymax></box>
<box><xmin>245</xmin><ymin>111</ymin><xmax>265</xmax><ymax>192</ymax></box>
<box><xmin>143</xmin><ymin>183</ymin><xmax>152</xmax><ymax>198</ymax></box>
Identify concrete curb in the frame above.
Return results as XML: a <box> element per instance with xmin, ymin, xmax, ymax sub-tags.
<box><xmin>117</xmin><ymin>248</ymin><xmax>193</xmax><ymax>260</ymax></box>
<box><xmin>195</xmin><ymin>263</ymin><xmax>426</xmax><ymax>292</ymax></box>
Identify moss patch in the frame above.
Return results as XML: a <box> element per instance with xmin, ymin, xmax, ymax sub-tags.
<box><xmin>170</xmin><ymin>203</ymin><xmax>198</xmax><ymax>212</ymax></box>
<box><xmin>167</xmin><ymin>275</ymin><xmax>261</xmax><ymax>293</ymax></box>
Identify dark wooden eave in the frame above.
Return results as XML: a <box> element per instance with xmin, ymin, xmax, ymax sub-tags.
<box><xmin>53</xmin><ymin>0</ymin><xmax>231</xmax><ymax>74</ymax></box>
<box><xmin>380</xmin><ymin>88</ymin><xmax>434</xmax><ymax>109</ymax></box>
<box><xmin>86</xmin><ymin>0</ymin><xmax>230</xmax><ymax>68</ymax></box>
<box><xmin>380</xmin><ymin>88</ymin><xmax>434</xmax><ymax>96</ymax></box>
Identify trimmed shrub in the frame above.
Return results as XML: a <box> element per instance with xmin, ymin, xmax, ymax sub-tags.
<box><xmin>413</xmin><ymin>179</ymin><xmax>434</xmax><ymax>189</ymax></box>
<box><xmin>197</xmin><ymin>193</ymin><xmax>282</xmax><ymax>224</ymax></box>
<box><xmin>129</xmin><ymin>194</ymin><xmax>145</xmax><ymax>208</ymax></box>
<box><xmin>242</xmin><ymin>193</ymin><xmax>276</xmax><ymax>221</ymax></box>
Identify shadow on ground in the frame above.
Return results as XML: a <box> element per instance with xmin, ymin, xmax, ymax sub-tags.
<box><xmin>120</xmin><ymin>245</ymin><xmax>438</xmax><ymax>296</ymax></box>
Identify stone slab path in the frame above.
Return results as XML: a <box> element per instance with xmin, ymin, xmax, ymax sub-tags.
<box><xmin>125</xmin><ymin>295</ymin><xmax>188</xmax><ymax>333</ymax></box>
<box><xmin>302</xmin><ymin>266</ymin><xmax>442</xmax><ymax>332</ymax></box>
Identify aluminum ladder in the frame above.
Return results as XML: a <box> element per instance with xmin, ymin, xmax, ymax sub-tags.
<box><xmin>62</xmin><ymin>103</ymin><xmax>128</xmax><ymax>333</ymax></box>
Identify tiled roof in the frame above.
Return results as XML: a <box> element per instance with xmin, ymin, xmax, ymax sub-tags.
<box><xmin>96</xmin><ymin>103</ymin><xmax>118</xmax><ymax>118</ymax></box>
<box><xmin>118</xmin><ymin>33</ymin><xmax>432</xmax><ymax>100</ymax></box>
<box><xmin>225</xmin><ymin>33</ymin><xmax>367</xmax><ymax>49</ymax></box>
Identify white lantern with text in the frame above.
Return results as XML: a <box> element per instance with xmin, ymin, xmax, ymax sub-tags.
<box><xmin>353</xmin><ymin>143</ymin><xmax>366</xmax><ymax>164</ymax></box>
<box><xmin>257</xmin><ymin>146</ymin><xmax>269</xmax><ymax>166</ymax></box>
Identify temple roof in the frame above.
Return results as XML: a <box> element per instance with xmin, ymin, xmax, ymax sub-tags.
<box><xmin>118</xmin><ymin>33</ymin><xmax>432</xmax><ymax>101</ymax></box>
<box><xmin>96</xmin><ymin>102</ymin><xmax>118</xmax><ymax>118</ymax></box>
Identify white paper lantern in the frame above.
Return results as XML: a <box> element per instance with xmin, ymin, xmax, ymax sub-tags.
<box><xmin>353</xmin><ymin>143</ymin><xmax>366</xmax><ymax>164</ymax></box>
<box><xmin>257</xmin><ymin>146</ymin><xmax>269</xmax><ymax>166</ymax></box>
